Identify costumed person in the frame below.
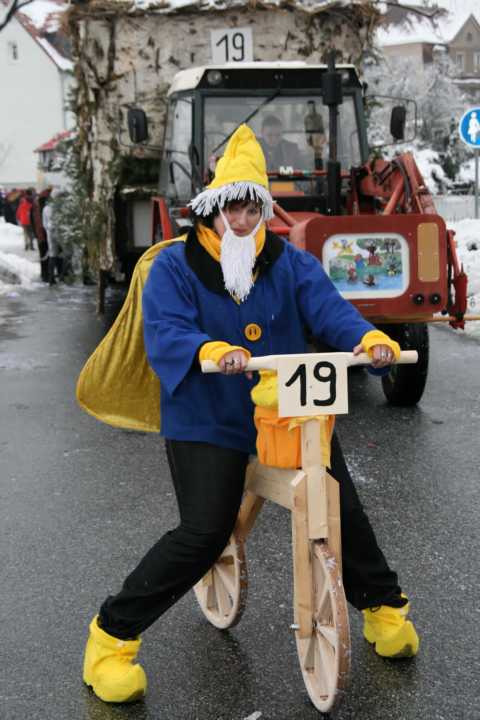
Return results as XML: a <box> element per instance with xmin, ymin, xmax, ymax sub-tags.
<box><xmin>79</xmin><ymin>125</ymin><xmax>419</xmax><ymax>705</ymax></box>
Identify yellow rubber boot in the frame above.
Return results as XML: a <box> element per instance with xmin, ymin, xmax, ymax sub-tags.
<box><xmin>363</xmin><ymin>600</ymin><xmax>419</xmax><ymax>658</ymax></box>
<box><xmin>83</xmin><ymin>616</ymin><xmax>147</xmax><ymax>703</ymax></box>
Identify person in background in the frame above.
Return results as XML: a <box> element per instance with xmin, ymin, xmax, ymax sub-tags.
<box><xmin>304</xmin><ymin>100</ymin><xmax>326</xmax><ymax>170</ymax></box>
<box><xmin>32</xmin><ymin>187</ymin><xmax>52</xmax><ymax>282</ymax></box>
<box><xmin>16</xmin><ymin>189</ymin><xmax>35</xmax><ymax>250</ymax></box>
<box><xmin>4</xmin><ymin>189</ymin><xmax>20</xmax><ymax>225</ymax></box>
<box><xmin>258</xmin><ymin>114</ymin><xmax>302</xmax><ymax>171</ymax></box>
<box><xmin>42</xmin><ymin>189</ymin><xmax>64</xmax><ymax>285</ymax></box>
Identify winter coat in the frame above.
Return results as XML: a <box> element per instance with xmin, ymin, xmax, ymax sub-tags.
<box><xmin>16</xmin><ymin>198</ymin><xmax>33</xmax><ymax>227</ymax></box>
<box><xmin>31</xmin><ymin>194</ymin><xmax>49</xmax><ymax>243</ymax></box>
<box><xmin>42</xmin><ymin>203</ymin><xmax>61</xmax><ymax>256</ymax></box>
<box><xmin>142</xmin><ymin>228</ymin><xmax>375</xmax><ymax>454</ymax></box>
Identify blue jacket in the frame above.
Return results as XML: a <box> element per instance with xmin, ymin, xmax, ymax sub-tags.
<box><xmin>142</xmin><ymin>230</ymin><xmax>375</xmax><ymax>454</ymax></box>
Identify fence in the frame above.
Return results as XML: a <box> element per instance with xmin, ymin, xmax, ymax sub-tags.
<box><xmin>433</xmin><ymin>195</ymin><xmax>476</xmax><ymax>222</ymax></box>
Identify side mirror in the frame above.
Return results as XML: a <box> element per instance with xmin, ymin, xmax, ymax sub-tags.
<box><xmin>127</xmin><ymin>108</ymin><xmax>149</xmax><ymax>144</ymax></box>
<box><xmin>390</xmin><ymin>106</ymin><xmax>406</xmax><ymax>141</ymax></box>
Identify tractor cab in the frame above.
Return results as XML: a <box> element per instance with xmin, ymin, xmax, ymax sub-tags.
<box><xmin>156</xmin><ymin>62</ymin><xmax>368</xmax><ymax>235</ymax></box>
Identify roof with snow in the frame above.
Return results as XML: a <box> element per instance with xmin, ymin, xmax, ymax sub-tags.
<box><xmin>377</xmin><ymin>5</ymin><xmax>480</xmax><ymax>48</ymax></box>
<box><xmin>34</xmin><ymin>129</ymin><xmax>75</xmax><ymax>153</ymax></box>
<box><xmin>72</xmin><ymin>0</ymin><xmax>374</xmax><ymax>15</ymax></box>
<box><xmin>155</xmin><ymin>0</ymin><xmax>368</xmax><ymax>9</ymax></box>
<box><xmin>3</xmin><ymin>0</ymin><xmax>73</xmax><ymax>71</ymax></box>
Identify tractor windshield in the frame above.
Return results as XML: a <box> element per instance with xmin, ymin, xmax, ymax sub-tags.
<box><xmin>204</xmin><ymin>94</ymin><xmax>362</xmax><ymax>182</ymax></box>
<box><xmin>159</xmin><ymin>94</ymin><xmax>194</xmax><ymax>203</ymax></box>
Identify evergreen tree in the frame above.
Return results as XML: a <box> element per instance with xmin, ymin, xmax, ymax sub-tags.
<box><xmin>50</xmin><ymin>135</ymin><xmax>99</xmax><ymax>284</ymax></box>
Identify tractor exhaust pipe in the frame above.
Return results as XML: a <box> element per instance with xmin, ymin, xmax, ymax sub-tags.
<box><xmin>322</xmin><ymin>52</ymin><xmax>343</xmax><ymax>215</ymax></box>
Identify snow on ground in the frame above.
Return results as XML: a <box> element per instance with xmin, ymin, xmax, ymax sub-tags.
<box><xmin>0</xmin><ymin>219</ymin><xmax>42</xmax><ymax>297</ymax></box>
<box><xmin>450</xmin><ymin>218</ymin><xmax>480</xmax><ymax>338</ymax></box>
<box><xmin>0</xmin><ymin>215</ymin><xmax>479</xmax><ymax>336</ymax></box>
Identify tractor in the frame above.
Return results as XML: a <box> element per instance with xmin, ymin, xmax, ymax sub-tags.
<box><xmin>126</xmin><ymin>59</ymin><xmax>469</xmax><ymax>406</ymax></box>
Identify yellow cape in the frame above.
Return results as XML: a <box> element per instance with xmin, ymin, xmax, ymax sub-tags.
<box><xmin>76</xmin><ymin>237</ymin><xmax>186</xmax><ymax>432</ymax></box>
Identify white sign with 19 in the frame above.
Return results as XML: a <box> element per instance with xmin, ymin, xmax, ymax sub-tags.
<box><xmin>277</xmin><ymin>353</ymin><xmax>349</xmax><ymax>419</ymax></box>
<box><xmin>210</xmin><ymin>28</ymin><xmax>253</xmax><ymax>64</ymax></box>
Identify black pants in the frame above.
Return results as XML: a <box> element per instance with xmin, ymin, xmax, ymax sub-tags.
<box><xmin>48</xmin><ymin>256</ymin><xmax>64</xmax><ymax>284</ymax></box>
<box><xmin>38</xmin><ymin>240</ymin><xmax>49</xmax><ymax>282</ymax></box>
<box><xmin>99</xmin><ymin>435</ymin><xmax>403</xmax><ymax>640</ymax></box>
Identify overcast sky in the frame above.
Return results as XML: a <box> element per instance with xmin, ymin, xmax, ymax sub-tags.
<box><xmin>429</xmin><ymin>0</ymin><xmax>479</xmax><ymax>15</ymax></box>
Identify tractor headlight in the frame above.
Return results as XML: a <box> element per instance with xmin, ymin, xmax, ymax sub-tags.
<box><xmin>206</xmin><ymin>70</ymin><xmax>223</xmax><ymax>86</ymax></box>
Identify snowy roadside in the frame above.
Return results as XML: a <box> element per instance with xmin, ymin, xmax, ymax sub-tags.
<box><xmin>449</xmin><ymin>218</ymin><xmax>480</xmax><ymax>339</ymax></box>
<box><xmin>0</xmin><ymin>219</ymin><xmax>42</xmax><ymax>296</ymax></box>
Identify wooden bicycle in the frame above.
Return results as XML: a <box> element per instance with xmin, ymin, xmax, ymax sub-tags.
<box><xmin>194</xmin><ymin>350</ymin><xmax>417</xmax><ymax>713</ymax></box>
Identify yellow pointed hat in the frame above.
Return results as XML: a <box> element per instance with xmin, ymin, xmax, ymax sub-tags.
<box><xmin>190</xmin><ymin>124</ymin><xmax>274</xmax><ymax>219</ymax></box>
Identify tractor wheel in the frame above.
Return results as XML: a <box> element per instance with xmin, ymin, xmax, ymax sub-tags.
<box><xmin>379</xmin><ymin>323</ymin><xmax>429</xmax><ymax>406</ymax></box>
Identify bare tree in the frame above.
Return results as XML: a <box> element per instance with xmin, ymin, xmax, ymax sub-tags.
<box><xmin>0</xmin><ymin>0</ymin><xmax>34</xmax><ymax>32</ymax></box>
<box><xmin>373</xmin><ymin>1</ymin><xmax>447</xmax><ymax>21</ymax></box>
<box><xmin>0</xmin><ymin>142</ymin><xmax>12</xmax><ymax>167</ymax></box>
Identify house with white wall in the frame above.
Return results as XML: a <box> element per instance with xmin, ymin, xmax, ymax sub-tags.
<box><xmin>0</xmin><ymin>0</ymin><xmax>74</xmax><ymax>189</ymax></box>
<box><xmin>377</xmin><ymin>5</ymin><xmax>480</xmax><ymax>99</ymax></box>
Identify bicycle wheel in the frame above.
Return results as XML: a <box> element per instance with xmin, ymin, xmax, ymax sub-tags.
<box><xmin>193</xmin><ymin>532</ymin><xmax>248</xmax><ymax>629</ymax></box>
<box><xmin>295</xmin><ymin>541</ymin><xmax>351</xmax><ymax>713</ymax></box>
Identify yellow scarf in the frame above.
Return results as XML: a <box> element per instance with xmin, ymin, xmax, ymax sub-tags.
<box><xmin>196</xmin><ymin>222</ymin><xmax>266</xmax><ymax>262</ymax></box>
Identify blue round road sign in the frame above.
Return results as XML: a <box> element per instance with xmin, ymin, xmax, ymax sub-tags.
<box><xmin>459</xmin><ymin>108</ymin><xmax>480</xmax><ymax>147</ymax></box>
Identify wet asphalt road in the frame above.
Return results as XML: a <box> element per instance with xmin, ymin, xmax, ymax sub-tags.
<box><xmin>1</xmin><ymin>283</ymin><xmax>479</xmax><ymax>720</ymax></box>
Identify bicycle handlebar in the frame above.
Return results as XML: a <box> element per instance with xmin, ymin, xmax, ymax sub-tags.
<box><xmin>201</xmin><ymin>350</ymin><xmax>418</xmax><ymax>374</ymax></box>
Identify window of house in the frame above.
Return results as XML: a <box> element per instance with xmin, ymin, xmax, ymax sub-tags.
<box><xmin>456</xmin><ymin>52</ymin><xmax>465</xmax><ymax>71</ymax></box>
<box><xmin>466</xmin><ymin>32</ymin><xmax>473</xmax><ymax>42</ymax></box>
<box><xmin>474</xmin><ymin>52</ymin><xmax>480</xmax><ymax>72</ymax></box>
<box><xmin>38</xmin><ymin>152</ymin><xmax>48</xmax><ymax>171</ymax></box>
<box><xmin>7</xmin><ymin>41</ymin><xmax>19</xmax><ymax>62</ymax></box>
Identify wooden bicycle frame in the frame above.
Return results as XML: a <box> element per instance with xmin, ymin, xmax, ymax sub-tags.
<box><xmin>235</xmin><ymin>419</ymin><xmax>341</xmax><ymax>641</ymax></box>
<box><xmin>197</xmin><ymin>350</ymin><xmax>417</xmax><ymax>712</ymax></box>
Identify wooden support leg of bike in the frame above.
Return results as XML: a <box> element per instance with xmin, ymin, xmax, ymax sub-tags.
<box><xmin>301</xmin><ymin>420</ymin><xmax>329</xmax><ymax>540</ymax></box>
<box><xmin>326</xmin><ymin>470</ymin><xmax>342</xmax><ymax>572</ymax></box>
<box><xmin>294</xmin><ymin>421</ymin><xmax>351</xmax><ymax>713</ymax></box>
<box><xmin>292</xmin><ymin>472</ymin><xmax>314</xmax><ymax>639</ymax></box>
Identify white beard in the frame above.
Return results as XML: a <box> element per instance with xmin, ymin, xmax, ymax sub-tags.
<box><xmin>219</xmin><ymin>211</ymin><xmax>263</xmax><ymax>302</ymax></box>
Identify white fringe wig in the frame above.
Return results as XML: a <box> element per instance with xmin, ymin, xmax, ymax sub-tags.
<box><xmin>189</xmin><ymin>181</ymin><xmax>274</xmax><ymax>220</ymax></box>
